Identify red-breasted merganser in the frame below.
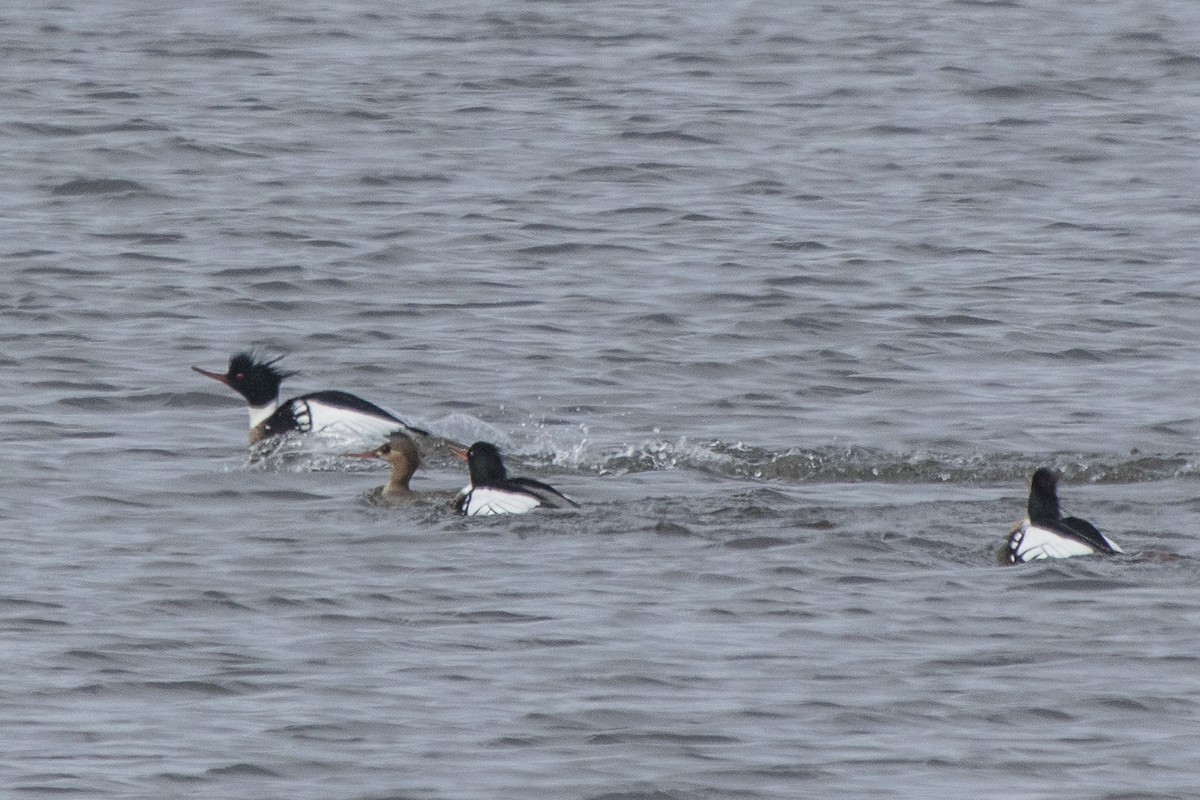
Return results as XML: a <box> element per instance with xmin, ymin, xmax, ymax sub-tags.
<box><xmin>345</xmin><ymin>432</ymin><xmax>422</xmax><ymax>503</ymax></box>
<box><xmin>1005</xmin><ymin>467</ymin><xmax>1124</xmax><ymax>564</ymax></box>
<box><xmin>192</xmin><ymin>352</ymin><xmax>429</xmax><ymax>445</ymax></box>
<box><xmin>451</xmin><ymin>441</ymin><xmax>578</xmax><ymax>516</ymax></box>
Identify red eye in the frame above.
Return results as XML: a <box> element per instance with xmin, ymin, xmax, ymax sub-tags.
<box><xmin>235</xmin><ymin>372</ymin><xmax>244</xmax><ymax>380</ymax></box>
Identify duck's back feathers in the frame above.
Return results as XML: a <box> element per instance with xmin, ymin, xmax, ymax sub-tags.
<box><xmin>1059</xmin><ymin>516</ymin><xmax>1123</xmax><ymax>554</ymax></box>
<box><xmin>453</xmin><ymin>478</ymin><xmax>579</xmax><ymax>517</ymax></box>
<box><xmin>261</xmin><ymin>392</ymin><xmax>430</xmax><ymax>441</ymax></box>
<box><xmin>506</xmin><ymin>477</ymin><xmax>579</xmax><ymax>509</ymax></box>
<box><xmin>1007</xmin><ymin>519</ymin><xmax>1122</xmax><ymax>563</ymax></box>
<box><xmin>454</xmin><ymin>485</ymin><xmax>546</xmax><ymax>516</ymax></box>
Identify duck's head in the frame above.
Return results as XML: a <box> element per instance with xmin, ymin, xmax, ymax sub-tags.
<box><xmin>451</xmin><ymin>440</ymin><xmax>508</xmax><ymax>485</ymax></box>
<box><xmin>1027</xmin><ymin>467</ymin><xmax>1062</xmax><ymax>523</ymax></box>
<box><xmin>347</xmin><ymin>431</ymin><xmax>422</xmax><ymax>492</ymax></box>
<box><xmin>192</xmin><ymin>351</ymin><xmax>293</xmax><ymax>407</ymax></box>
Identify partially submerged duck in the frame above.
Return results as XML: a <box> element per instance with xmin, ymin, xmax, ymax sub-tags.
<box><xmin>1005</xmin><ymin>467</ymin><xmax>1123</xmax><ymax>564</ymax></box>
<box><xmin>452</xmin><ymin>441</ymin><xmax>578</xmax><ymax>516</ymax></box>
<box><xmin>345</xmin><ymin>432</ymin><xmax>423</xmax><ymax>503</ymax></box>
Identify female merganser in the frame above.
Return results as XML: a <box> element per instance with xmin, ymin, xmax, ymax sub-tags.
<box><xmin>345</xmin><ymin>432</ymin><xmax>422</xmax><ymax>503</ymax></box>
<box><xmin>193</xmin><ymin>352</ymin><xmax>429</xmax><ymax>445</ymax></box>
<box><xmin>1005</xmin><ymin>467</ymin><xmax>1124</xmax><ymax>564</ymax></box>
<box><xmin>452</xmin><ymin>441</ymin><xmax>578</xmax><ymax>516</ymax></box>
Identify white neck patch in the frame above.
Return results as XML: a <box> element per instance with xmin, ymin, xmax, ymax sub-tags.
<box><xmin>248</xmin><ymin>402</ymin><xmax>277</xmax><ymax>429</ymax></box>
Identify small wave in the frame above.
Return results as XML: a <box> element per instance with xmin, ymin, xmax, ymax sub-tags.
<box><xmin>583</xmin><ymin>438</ymin><xmax>1196</xmax><ymax>485</ymax></box>
<box><xmin>232</xmin><ymin>424</ymin><xmax>471</xmax><ymax>473</ymax></box>
<box><xmin>619</xmin><ymin>129</ymin><xmax>718</xmax><ymax>145</ymax></box>
<box><xmin>517</xmin><ymin>241</ymin><xmax>647</xmax><ymax>256</ymax></box>
<box><xmin>237</xmin><ymin>437</ymin><xmax>373</xmax><ymax>473</ymax></box>
<box><xmin>50</xmin><ymin>178</ymin><xmax>150</xmax><ymax>196</ymax></box>
<box><xmin>206</xmin><ymin>763</ymin><xmax>280</xmax><ymax>777</ymax></box>
<box><xmin>193</xmin><ymin>48</ymin><xmax>271</xmax><ymax>60</ymax></box>
<box><xmin>226</xmin><ymin>428</ymin><xmax>1196</xmax><ymax>486</ymax></box>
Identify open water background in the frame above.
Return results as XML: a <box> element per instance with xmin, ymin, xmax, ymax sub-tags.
<box><xmin>4</xmin><ymin>1</ymin><xmax>1200</xmax><ymax>797</ymax></box>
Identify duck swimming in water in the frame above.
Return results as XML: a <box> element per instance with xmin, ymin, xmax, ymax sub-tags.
<box><xmin>452</xmin><ymin>441</ymin><xmax>578</xmax><ymax>516</ymax></box>
<box><xmin>1005</xmin><ymin>467</ymin><xmax>1124</xmax><ymax>564</ymax></box>
<box><xmin>345</xmin><ymin>432</ymin><xmax>423</xmax><ymax>503</ymax></box>
<box><xmin>193</xmin><ymin>352</ymin><xmax>429</xmax><ymax>445</ymax></box>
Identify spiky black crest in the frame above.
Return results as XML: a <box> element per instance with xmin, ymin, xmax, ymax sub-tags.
<box><xmin>224</xmin><ymin>351</ymin><xmax>295</xmax><ymax>406</ymax></box>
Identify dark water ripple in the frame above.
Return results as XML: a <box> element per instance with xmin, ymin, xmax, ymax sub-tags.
<box><xmin>5</xmin><ymin>0</ymin><xmax>1200</xmax><ymax>798</ymax></box>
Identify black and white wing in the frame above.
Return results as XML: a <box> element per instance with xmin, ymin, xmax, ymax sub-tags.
<box><xmin>1007</xmin><ymin>518</ymin><xmax>1123</xmax><ymax>563</ymax></box>
<box><xmin>295</xmin><ymin>391</ymin><xmax>430</xmax><ymax>440</ymax></box>
<box><xmin>507</xmin><ymin>477</ymin><xmax>579</xmax><ymax>509</ymax></box>
<box><xmin>456</xmin><ymin>486</ymin><xmax>544</xmax><ymax>517</ymax></box>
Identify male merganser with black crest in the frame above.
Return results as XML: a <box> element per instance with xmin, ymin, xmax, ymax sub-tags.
<box><xmin>345</xmin><ymin>432</ymin><xmax>422</xmax><ymax>503</ymax></box>
<box><xmin>452</xmin><ymin>441</ymin><xmax>578</xmax><ymax>516</ymax></box>
<box><xmin>1005</xmin><ymin>467</ymin><xmax>1124</xmax><ymax>564</ymax></box>
<box><xmin>192</xmin><ymin>352</ymin><xmax>429</xmax><ymax>445</ymax></box>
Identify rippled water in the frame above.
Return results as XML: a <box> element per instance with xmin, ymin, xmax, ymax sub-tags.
<box><xmin>5</xmin><ymin>1</ymin><xmax>1200</xmax><ymax>797</ymax></box>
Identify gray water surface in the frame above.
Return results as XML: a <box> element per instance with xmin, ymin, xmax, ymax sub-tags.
<box><xmin>4</xmin><ymin>1</ymin><xmax>1200</xmax><ymax>798</ymax></box>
